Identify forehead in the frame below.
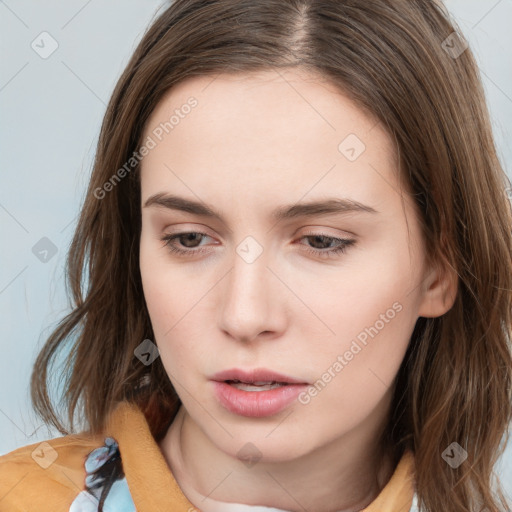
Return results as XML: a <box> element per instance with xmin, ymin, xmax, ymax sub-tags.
<box><xmin>140</xmin><ymin>68</ymin><xmax>401</xmax><ymax>209</ymax></box>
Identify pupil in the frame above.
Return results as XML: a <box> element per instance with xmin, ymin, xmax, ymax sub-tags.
<box><xmin>183</xmin><ymin>233</ymin><xmax>201</xmax><ymax>247</ymax></box>
<box><xmin>311</xmin><ymin>235</ymin><xmax>330</xmax><ymax>249</ymax></box>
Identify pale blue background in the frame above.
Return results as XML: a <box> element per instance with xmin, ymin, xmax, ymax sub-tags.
<box><xmin>1</xmin><ymin>0</ymin><xmax>511</xmax><ymax>507</ymax></box>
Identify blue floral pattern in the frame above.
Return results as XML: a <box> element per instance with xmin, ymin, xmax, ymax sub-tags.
<box><xmin>69</xmin><ymin>437</ymin><xmax>136</xmax><ymax>512</ymax></box>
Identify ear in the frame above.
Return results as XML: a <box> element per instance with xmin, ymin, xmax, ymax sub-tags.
<box><xmin>417</xmin><ymin>256</ymin><xmax>458</xmax><ymax>318</ymax></box>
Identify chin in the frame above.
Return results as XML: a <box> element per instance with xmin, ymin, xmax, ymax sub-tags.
<box><xmin>207</xmin><ymin>425</ymin><xmax>314</xmax><ymax>465</ymax></box>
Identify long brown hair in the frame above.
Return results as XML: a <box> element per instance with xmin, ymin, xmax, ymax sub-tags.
<box><xmin>30</xmin><ymin>1</ymin><xmax>512</xmax><ymax>510</ymax></box>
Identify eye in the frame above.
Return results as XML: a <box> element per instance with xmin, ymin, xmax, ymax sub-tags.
<box><xmin>160</xmin><ymin>231</ymin><xmax>213</xmax><ymax>256</ymax></box>
<box><xmin>298</xmin><ymin>232</ymin><xmax>356</xmax><ymax>259</ymax></box>
<box><xmin>160</xmin><ymin>231</ymin><xmax>356</xmax><ymax>259</ymax></box>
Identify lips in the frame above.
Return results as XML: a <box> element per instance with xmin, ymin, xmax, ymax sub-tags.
<box><xmin>210</xmin><ymin>368</ymin><xmax>309</xmax><ymax>417</ymax></box>
<box><xmin>211</xmin><ymin>368</ymin><xmax>308</xmax><ymax>385</ymax></box>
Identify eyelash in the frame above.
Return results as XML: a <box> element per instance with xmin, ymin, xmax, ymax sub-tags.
<box><xmin>159</xmin><ymin>231</ymin><xmax>356</xmax><ymax>259</ymax></box>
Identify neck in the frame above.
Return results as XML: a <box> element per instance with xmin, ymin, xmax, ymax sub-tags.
<box><xmin>158</xmin><ymin>406</ymin><xmax>396</xmax><ymax>512</ymax></box>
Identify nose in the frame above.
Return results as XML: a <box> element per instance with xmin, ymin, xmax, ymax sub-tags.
<box><xmin>217</xmin><ymin>247</ymin><xmax>286</xmax><ymax>344</ymax></box>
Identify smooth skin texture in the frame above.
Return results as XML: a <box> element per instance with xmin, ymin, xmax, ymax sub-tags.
<box><xmin>139</xmin><ymin>68</ymin><xmax>457</xmax><ymax>512</ymax></box>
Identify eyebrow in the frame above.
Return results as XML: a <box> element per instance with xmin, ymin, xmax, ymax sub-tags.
<box><xmin>143</xmin><ymin>193</ymin><xmax>379</xmax><ymax>224</ymax></box>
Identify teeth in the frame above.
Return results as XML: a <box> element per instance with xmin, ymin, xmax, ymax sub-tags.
<box><xmin>230</xmin><ymin>381</ymin><xmax>285</xmax><ymax>391</ymax></box>
<box><xmin>229</xmin><ymin>380</ymin><xmax>281</xmax><ymax>385</ymax></box>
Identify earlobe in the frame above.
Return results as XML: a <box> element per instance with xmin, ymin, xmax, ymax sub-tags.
<box><xmin>417</xmin><ymin>258</ymin><xmax>459</xmax><ymax>319</ymax></box>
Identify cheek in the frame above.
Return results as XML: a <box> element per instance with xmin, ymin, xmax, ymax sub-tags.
<box><xmin>299</xmin><ymin>241</ymin><xmax>416</xmax><ymax>338</ymax></box>
<box><xmin>140</xmin><ymin>237</ymin><xmax>184</xmax><ymax>341</ymax></box>
<box><xmin>296</xmin><ymin>244</ymin><xmax>418</xmax><ymax>393</ymax></box>
<box><xmin>139</xmin><ymin>238</ymin><xmax>209</xmax><ymax>370</ymax></box>
<box><xmin>140</xmin><ymin>243</ymin><xmax>168</xmax><ymax>324</ymax></box>
<box><xmin>299</xmin><ymin>293</ymin><xmax>414</xmax><ymax>435</ymax></box>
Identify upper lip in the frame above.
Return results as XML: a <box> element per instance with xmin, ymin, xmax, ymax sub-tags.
<box><xmin>211</xmin><ymin>368</ymin><xmax>308</xmax><ymax>385</ymax></box>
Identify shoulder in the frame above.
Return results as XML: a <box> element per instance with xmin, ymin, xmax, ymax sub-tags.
<box><xmin>0</xmin><ymin>432</ymin><xmax>105</xmax><ymax>512</ymax></box>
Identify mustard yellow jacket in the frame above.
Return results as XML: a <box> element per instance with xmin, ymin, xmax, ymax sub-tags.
<box><xmin>0</xmin><ymin>401</ymin><xmax>416</xmax><ymax>511</ymax></box>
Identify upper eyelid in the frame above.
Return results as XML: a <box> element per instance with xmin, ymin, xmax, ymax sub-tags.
<box><xmin>163</xmin><ymin>228</ymin><xmax>353</xmax><ymax>236</ymax></box>
<box><xmin>161</xmin><ymin>222</ymin><xmax>357</xmax><ymax>238</ymax></box>
<box><xmin>163</xmin><ymin>229</ymin><xmax>355</xmax><ymax>245</ymax></box>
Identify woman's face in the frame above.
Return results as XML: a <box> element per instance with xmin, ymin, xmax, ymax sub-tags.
<box><xmin>139</xmin><ymin>68</ymin><xmax>453</xmax><ymax>462</ymax></box>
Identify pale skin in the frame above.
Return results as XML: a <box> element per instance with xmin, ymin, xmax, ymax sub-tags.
<box><xmin>138</xmin><ymin>68</ymin><xmax>458</xmax><ymax>512</ymax></box>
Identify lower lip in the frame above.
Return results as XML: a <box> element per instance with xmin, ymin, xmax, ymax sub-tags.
<box><xmin>212</xmin><ymin>381</ymin><xmax>308</xmax><ymax>417</ymax></box>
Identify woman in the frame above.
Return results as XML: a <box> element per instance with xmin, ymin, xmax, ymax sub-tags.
<box><xmin>1</xmin><ymin>1</ymin><xmax>511</xmax><ymax>511</ymax></box>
